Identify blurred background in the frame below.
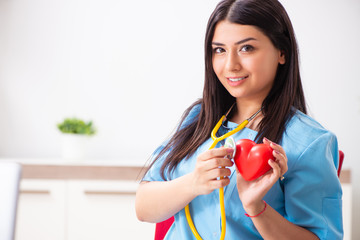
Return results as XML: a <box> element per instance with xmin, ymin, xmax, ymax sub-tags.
<box><xmin>0</xmin><ymin>0</ymin><xmax>359</xmax><ymax>239</ymax></box>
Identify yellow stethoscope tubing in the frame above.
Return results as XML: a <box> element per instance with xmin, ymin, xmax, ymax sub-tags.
<box><xmin>184</xmin><ymin>116</ymin><xmax>250</xmax><ymax>240</ymax></box>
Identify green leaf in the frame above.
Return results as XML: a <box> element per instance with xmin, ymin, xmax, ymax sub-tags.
<box><xmin>57</xmin><ymin>118</ymin><xmax>96</xmax><ymax>136</ymax></box>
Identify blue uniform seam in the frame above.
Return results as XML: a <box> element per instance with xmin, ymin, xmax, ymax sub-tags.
<box><xmin>290</xmin><ymin>131</ymin><xmax>333</xmax><ymax>172</ymax></box>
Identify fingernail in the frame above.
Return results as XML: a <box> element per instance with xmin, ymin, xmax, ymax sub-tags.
<box><xmin>263</xmin><ymin>137</ymin><xmax>269</xmax><ymax>142</ymax></box>
<box><xmin>227</xmin><ymin>148</ymin><xmax>234</xmax><ymax>153</ymax></box>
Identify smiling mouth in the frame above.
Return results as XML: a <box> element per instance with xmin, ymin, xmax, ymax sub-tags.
<box><xmin>227</xmin><ymin>76</ymin><xmax>248</xmax><ymax>82</ymax></box>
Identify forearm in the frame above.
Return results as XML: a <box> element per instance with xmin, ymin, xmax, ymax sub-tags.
<box><xmin>135</xmin><ymin>173</ymin><xmax>196</xmax><ymax>223</ymax></box>
<box><xmin>248</xmin><ymin>202</ymin><xmax>319</xmax><ymax>240</ymax></box>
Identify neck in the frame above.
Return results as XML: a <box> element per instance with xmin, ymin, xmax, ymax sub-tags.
<box><xmin>235</xmin><ymin>98</ymin><xmax>262</xmax><ymax>119</ymax></box>
<box><xmin>230</xmin><ymin>99</ymin><xmax>263</xmax><ymax>130</ymax></box>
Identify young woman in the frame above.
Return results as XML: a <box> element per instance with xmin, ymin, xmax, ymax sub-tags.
<box><xmin>136</xmin><ymin>0</ymin><xmax>343</xmax><ymax>239</ymax></box>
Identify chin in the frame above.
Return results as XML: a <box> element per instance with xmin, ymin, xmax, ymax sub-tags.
<box><xmin>227</xmin><ymin>90</ymin><xmax>247</xmax><ymax>99</ymax></box>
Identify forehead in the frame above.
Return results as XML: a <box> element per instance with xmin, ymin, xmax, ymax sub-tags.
<box><xmin>212</xmin><ymin>20</ymin><xmax>267</xmax><ymax>43</ymax></box>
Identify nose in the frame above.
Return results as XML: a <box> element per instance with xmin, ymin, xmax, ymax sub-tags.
<box><xmin>225</xmin><ymin>51</ymin><xmax>242</xmax><ymax>72</ymax></box>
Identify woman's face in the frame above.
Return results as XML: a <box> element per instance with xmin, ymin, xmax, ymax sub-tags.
<box><xmin>212</xmin><ymin>20</ymin><xmax>285</xmax><ymax>103</ymax></box>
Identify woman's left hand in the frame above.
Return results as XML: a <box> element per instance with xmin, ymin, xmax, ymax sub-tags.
<box><xmin>236</xmin><ymin>137</ymin><xmax>288</xmax><ymax>216</ymax></box>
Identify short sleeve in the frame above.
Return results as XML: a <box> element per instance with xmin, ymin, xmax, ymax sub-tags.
<box><xmin>142</xmin><ymin>144</ymin><xmax>169</xmax><ymax>182</ymax></box>
<box><xmin>283</xmin><ymin>132</ymin><xmax>343</xmax><ymax>239</ymax></box>
<box><xmin>142</xmin><ymin>103</ymin><xmax>201</xmax><ymax>182</ymax></box>
<box><xmin>178</xmin><ymin>103</ymin><xmax>201</xmax><ymax>130</ymax></box>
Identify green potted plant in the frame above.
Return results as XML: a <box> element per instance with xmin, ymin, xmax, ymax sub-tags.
<box><xmin>57</xmin><ymin>118</ymin><xmax>96</xmax><ymax>160</ymax></box>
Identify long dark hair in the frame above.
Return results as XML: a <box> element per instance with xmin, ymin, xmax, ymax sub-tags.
<box><xmin>147</xmin><ymin>0</ymin><xmax>306</xmax><ymax>180</ymax></box>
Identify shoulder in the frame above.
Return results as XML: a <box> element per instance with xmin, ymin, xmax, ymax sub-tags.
<box><xmin>179</xmin><ymin>102</ymin><xmax>202</xmax><ymax>129</ymax></box>
<box><xmin>188</xmin><ymin>102</ymin><xmax>201</xmax><ymax>118</ymax></box>
<box><xmin>283</xmin><ymin>109</ymin><xmax>336</xmax><ymax>148</ymax></box>
<box><xmin>281</xmin><ymin>109</ymin><xmax>338</xmax><ymax>168</ymax></box>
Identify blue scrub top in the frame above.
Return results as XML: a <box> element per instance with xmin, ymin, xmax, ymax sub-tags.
<box><xmin>143</xmin><ymin>105</ymin><xmax>343</xmax><ymax>240</ymax></box>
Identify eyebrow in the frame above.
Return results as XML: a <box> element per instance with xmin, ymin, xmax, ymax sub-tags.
<box><xmin>212</xmin><ymin>37</ymin><xmax>257</xmax><ymax>46</ymax></box>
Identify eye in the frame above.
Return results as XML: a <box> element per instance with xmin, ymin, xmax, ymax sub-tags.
<box><xmin>213</xmin><ymin>47</ymin><xmax>225</xmax><ymax>54</ymax></box>
<box><xmin>240</xmin><ymin>45</ymin><xmax>254</xmax><ymax>52</ymax></box>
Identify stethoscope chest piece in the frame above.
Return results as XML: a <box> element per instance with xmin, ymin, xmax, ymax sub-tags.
<box><xmin>224</xmin><ymin>137</ymin><xmax>236</xmax><ymax>159</ymax></box>
<box><xmin>185</xmin><ymin>106</ymin><xmax>262</xmax><ymax>240</ymax></box>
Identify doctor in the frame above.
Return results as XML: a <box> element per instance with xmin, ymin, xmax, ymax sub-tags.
<box><xmin>136</xmin><ymin>0</ymin><xmax>343</xmax><ymax>239</ymax></box>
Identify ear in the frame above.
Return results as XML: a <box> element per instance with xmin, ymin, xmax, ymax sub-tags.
<box><xmin>278</xmin><ymin>50</ymin><xmax>286</xmax><ymax>65</ymax></box>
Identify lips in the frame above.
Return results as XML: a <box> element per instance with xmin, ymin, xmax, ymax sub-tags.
<box><xmin>226</xmin><ymin>76</ymin><xmax>248</xmax><ymax>86</ymax></box>
<box><xmin>227</xmin><ymin>76</ymin><xmax>248</xmax><ymax>82</ymax></box>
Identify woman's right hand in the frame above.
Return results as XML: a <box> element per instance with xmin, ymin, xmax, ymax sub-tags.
<box><xmin>191</xmin><ymin>147</ymin><xmax>234</xmax><ymax>196</ymax></box>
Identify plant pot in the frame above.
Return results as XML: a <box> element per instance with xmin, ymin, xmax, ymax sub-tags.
<box><xmin>61</xmin><ymin>134</ymin><xmax>90</xmax><ymax>160</ymax></box>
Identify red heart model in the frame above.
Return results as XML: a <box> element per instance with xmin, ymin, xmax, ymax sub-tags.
<box><xmin>234</xmin><ymin>139</ymin><xmax>274</xmax><ymax>181</ymax></box>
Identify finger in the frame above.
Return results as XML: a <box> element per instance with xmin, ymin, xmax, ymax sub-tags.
<box><xmin>268</xmin><ymin>159</ymin><xmax>281</xmax><ymax>180</ymax></box>
<box><xmin>209</xmin><ymin>177</ymin><xmax>231</xmax><ymax>189</ymax></box>
<box><xmin>208</xmin><ymin>158</ymin><xmax>234</xmax><ymax>169</ymax></box>
<box><xmin>208</xmin><ymin>167</ymin><xmax>232</xmax><ymax>179</ymax></box>
<box><xmin>263</xmin><ymin>137</ymin><xmax>271</xmax><ymax>146</ymax></box>
<box><xmin>270</xmin><ymin>142</ymin><xmax>286</xmax><ymax>157</ymax></box>
<box><xmin>198</xmin><ymin>147</ymin><xmax>234</xmax><ymax>161</ymax></box>
<box><xmin>272</xmin><ymin>150</ymin><xmax>288</xmax><ymax>175</ymax></box>
<box><xmin>263</xmin><ymin>138</ymin><xmax>286</xmax><ymax>157</ymax></box>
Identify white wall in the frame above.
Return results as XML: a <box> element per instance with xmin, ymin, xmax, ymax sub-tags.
<box><xmin>0</xmin><ymin>0</ymin><xmax>359</xmax><ymax>238</ymax></box>
<box><xmin>0</xmin><ymin>0</ymin><xmax>219</xmax><ymax>161</ymax></box>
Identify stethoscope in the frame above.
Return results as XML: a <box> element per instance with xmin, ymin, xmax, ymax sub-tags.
<box><xmin>184</xmin><ymin>104</ymin><xmax>262</xmax><ymax>240</ymax></box>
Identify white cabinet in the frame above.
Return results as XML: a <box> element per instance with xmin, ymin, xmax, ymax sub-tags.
<box><xmin>67</xmin><ymin>180</ymin><xmax>154</xmax><ymax>240</ymax></box>
<box><xmin>16</xmin><ymin>180</ymin><xmax>66</xmax><ymax>240</ymax></box>
<box><xmin>16</xmin><ymin>179</ymin><xmax>154</xmax><ymax>240</ymax></box>
<box><xmin>15</xmin><ymin>177</ymin><xmax>352</xmax><ymax>240</ymax></box>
